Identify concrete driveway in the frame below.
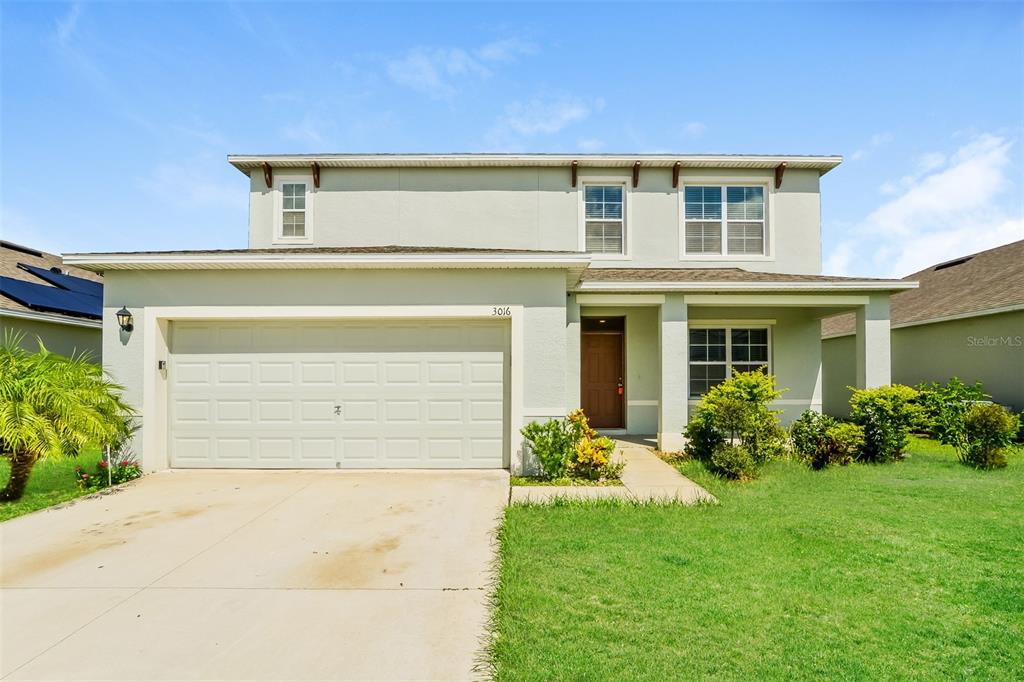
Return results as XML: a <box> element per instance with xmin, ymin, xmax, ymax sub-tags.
<box><xmin>1</xmin><ymin>469</ymin><xmax>509</xmax><ymax>681</ymax></box>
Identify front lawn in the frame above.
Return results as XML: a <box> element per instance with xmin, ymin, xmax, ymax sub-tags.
<box><xmin>491</xmin><ymin>438</ymin><xmax>1024</xmax><ymax>680</ymax></box>
<box><xmin>0</xmin><ymin>449</ymin><xmax>101</xmax><ymax>522</ymax></box>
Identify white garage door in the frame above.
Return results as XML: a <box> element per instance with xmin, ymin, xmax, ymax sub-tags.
<box><xmin>167</xmin><ymin>320</ymin><xmax>508</xmax><ymax>469</ymax></box>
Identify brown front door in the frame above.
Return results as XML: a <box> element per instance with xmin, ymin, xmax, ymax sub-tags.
<box><xmin>581</xmin><ymin>319</ymin><xmax>625</xmax><ymax>428</ymax></box>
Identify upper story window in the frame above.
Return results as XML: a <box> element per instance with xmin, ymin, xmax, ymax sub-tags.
<box><xmin>584</xmin><ymin>184</ymin><xmax>625</xmax><ymax>255</ymax></box>
<box><xmin>684</xmin><ymin>185</ymin><xmax>766</xmax><ymax>256</ymax></box>
<box><xmin>281</xmin><ymin>182</ymin><xmax>307</xmax><ymax>238</ymax></box>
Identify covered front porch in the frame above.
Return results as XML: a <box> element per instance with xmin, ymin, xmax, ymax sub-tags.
<box><xmin>566</xmin><ymin>280</ymin><xmax>910</xmax><ymax>452</ymax></box>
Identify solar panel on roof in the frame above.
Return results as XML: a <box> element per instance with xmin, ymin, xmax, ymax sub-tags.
<box><xmin>0</xmin><ymin>276</ymin><xmax>101</xmax><ymax>319</ymax></box>
<box><xmin>17</xmin><ymin>263</ymin><xmax>103</xmax><ymax>298</ymax></box>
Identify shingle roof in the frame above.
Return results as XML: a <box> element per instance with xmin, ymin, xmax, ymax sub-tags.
<box><xmin>582</xmin><ymin>268</ymin><xmax>900</xmax><ymax>284</ymax></box>
<box><xmin>65</xmin><ymin>245</ymin><xmax>577</xmax><ymax>257</ymax></box>
<box><xmin>822</xmin><ymin>239</ymin><xmax>1024</xmax><ymax>337</ymax></box>
<box><xmin>1</xmin><ymin>241</ymin><xmax>103</xmax><ymax>320</ymax></box>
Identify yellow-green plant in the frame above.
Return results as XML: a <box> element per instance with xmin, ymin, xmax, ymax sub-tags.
<box><xmin>0</xmin><ymin>334</ymin><xmax>133</xmax><ymax>501</ymax></box>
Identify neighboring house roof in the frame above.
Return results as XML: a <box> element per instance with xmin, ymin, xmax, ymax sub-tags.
<box><xmin>822</xmin><ymin>239</ymin><xmax>1024</xmax><ymax>338</ymax></box>
<box><xmin>228</xmin><ymin>153</ymin><xmax>842</xmax><ymax>175</ymax></box>
<box><xmin>578</xmin><ymin>268</ymin><xmax>913</xmax><ymax>292</ymax></box>
<box><xmin>0</xmin><ymin>241</ymin><xmax>103</xmax><ymax>325</ymax></box>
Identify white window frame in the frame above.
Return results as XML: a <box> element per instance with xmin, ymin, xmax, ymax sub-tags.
<box><xmin>273</xmin><ymin>174</ymin><xmax>315</xmax><ymax>244</ymax></box>
<box><xmin>679</xmin><ymin>178</ymin><xmax>773</xmax><ymax>261</ymax></box>
<box><xmin>577</xmin><ymin>177</ymin><xmax>632</xmax><ymax>260</ymax></box>
<box><xmin>686</xmin><ymin>324</ymin><xmax>773</xmax><ymax>399</ymax></box>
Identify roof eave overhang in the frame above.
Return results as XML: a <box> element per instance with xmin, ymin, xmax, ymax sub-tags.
<box><xmin>228</xmin><ymin>153</ymin><xmax>843</xmax><ymax>175</ymax></box>
<box><xmin>62</xmin><ymin>253</ymin><xmax>591</xmax><ymax>275</ymax></box>
<box><xmin>0</xmin><ymin>307</ymin><xmax>103</xmax><ymax>328</ymax></box>
<box><xmin>574</xmin><ymin>281</ymin><xmax>918</xmax><ymax>293</ymax></box>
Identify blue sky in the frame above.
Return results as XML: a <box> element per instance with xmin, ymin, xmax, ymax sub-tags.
<box><xmin>2</xmin><ymin>1</ymin><xmax>1022</xmax><ymax>277</ymax></box>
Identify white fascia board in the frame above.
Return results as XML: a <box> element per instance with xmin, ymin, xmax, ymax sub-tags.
<box><xmin>575</xmin><ymin>280</ymin><xmax>918</xmax><ymax>293</ymax></box>
<box><xmin>227</xmin><ymin>153</ymin><xmax>843</xmax><ymax>173</ymax></box>
<box><xmin>63</xmin><ymin>253</ymin><xmax>592</xmax><ymax>272</ymax></box>
<box><xmin>0</xmin><ymin>308</ymin><xmax>103</xmax><ymax>329</ymax></box>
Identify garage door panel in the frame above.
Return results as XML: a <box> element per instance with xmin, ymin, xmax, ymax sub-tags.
<box><xmin>168</xmin><ymin>320</ymin><xmax>507</xmax><ymax>469</ymax></box>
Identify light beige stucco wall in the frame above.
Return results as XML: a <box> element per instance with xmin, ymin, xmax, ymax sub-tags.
<box><xmin>102</xmin><ymin>268</ymin><xmax>569</xmax><ymax>470</ymax></box>
<box><xmin>248</xmin><ymin>166</ymin><xmax>822</xmax><ymax>274</ymax></box>
<box><xmin>1</xmin><ymin>315</ymin><xmax>102</xmax><ymax>360</ymax></box>
<box><xmin>822</xmin><ymin>333</ymin><xmax>857</xmax><ymax>417</ymax></box>
<box><xmin>825</xmin><ymin>310</ymin><xmax>1024</xmax><ymax>415</ymax></box>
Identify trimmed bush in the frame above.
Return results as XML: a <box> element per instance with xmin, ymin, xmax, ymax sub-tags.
<box><xmin>959</xmin><ymin>403</ymin><xmax>1020</xmax><ymax>470</ymax></box>
<box><xmin>521</xmin><ymin>418</ymin><xmax>574</xmax><ymax>479</ymax></box>
<box><xmin>790</xmin><ymin>410</ymin><xmax>863</xmax><ymax>470</ymax></box>
<box><xmin>848</xmin><ymin>385</ymin><xmax>922</xmax><ymax>463</ymax></box>
<box><xmin>684</xmin><ymin>369</ymin><xmax>786</xmax><ymax>479</ymax></box>
<box><xmin>709</xmin><ymin>443</ymin><xmax>757</xmax><ymax>481</ymax></box>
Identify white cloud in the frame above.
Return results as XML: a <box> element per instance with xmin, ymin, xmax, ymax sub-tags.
<box><xmin>281</xmin><ymin>115</ymin><xmax>325</xmax><ymax>145</ymax></box>
<box><xmin>138</xmin><ymin>161</ymin><xmax>247</xmax><ymax>212</ymax></box>
<box><xmin>826</xmin><ymin>133</ymin><xmax>1024</xmax><ymax>277</ymax></box>
<box><xmin>476</xmin><ymin>38</ymin><xmax>538</xmax><ymax>62</ymax></box>
<box><xmin>55</xmin><ymin>3</ymin><xmax>82</xmax><ymax>47</ymax></box>
<box><xmin>386</xmin><ymin>47</ymin><xmax>490</xmax><ymax>99</ymax></box>
<box><xmin>683</xmin><ymin>121</ymin><xmax>706</xmax><ymax>137</ymax></box>
<box><xmin>499</xmin><ymin>96</ymin><xmax>595</xmax><ymax>136</ymax></box>
<box><xmin>851</xmin><ymin>131</ymin><xmax>894</xmax><ymax>161</ymax></box>
<box><xmin>385</xmin><ymin>38</ymin><xmax>538</xmax><ymax>99</ymax></box>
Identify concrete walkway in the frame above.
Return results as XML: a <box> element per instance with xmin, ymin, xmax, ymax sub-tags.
<box><xmin>510</xmin><ymin>439</ymin><xmax>715</xmax><ymax>504</ymax></box>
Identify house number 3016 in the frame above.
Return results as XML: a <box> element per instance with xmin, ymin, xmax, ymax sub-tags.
<box><xmin>492</xmin><ymin>306</ymin><xmax>511</xmax><ymax>316</ymax></box>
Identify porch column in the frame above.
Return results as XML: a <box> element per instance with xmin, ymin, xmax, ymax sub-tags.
<box><xmin>566</xmin><ymin>294</ymin><xmax>581</xmax><ymax>411</ymax></box>
<box><xmin>855</xmin><ymin>293</ymin><xmax>891</xmax><ymax>388</ymax></box>
<box><xmin>659</xmin><ymin>293</ymin><xmax>688</xmax><ymax>451</ymax></box>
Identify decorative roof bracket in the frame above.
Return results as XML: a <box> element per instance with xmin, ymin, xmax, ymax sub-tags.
<box><xmin>774</xmin><ymin>162</ymin><xmax>787</xmax><ymax>189</ymax></box>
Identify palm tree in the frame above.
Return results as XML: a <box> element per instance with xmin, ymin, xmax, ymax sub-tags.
<box><xmin>0</xmin><ymin>333</ymin><xmax>133</xmax><ymax>501</ymax></box>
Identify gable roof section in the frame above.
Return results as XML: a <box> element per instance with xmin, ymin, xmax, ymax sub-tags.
<box><xmin>822</xmin><ymin>239</ymin><xmax>1024</xmax><ymax>337</ymax></box>
<box><xmin>1</xmin><ymin>241</ymin><xmax>103</xmax><ymax>323</ymax></box>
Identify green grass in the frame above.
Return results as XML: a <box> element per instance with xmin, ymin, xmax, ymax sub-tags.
<box><xmin>492</xmin><ymin>438</ymin><xmax>1024</xmax><ymax>681</ymax></box>
<box><xmin>0</xmin><ymin>448</ymin><xmax>103</xmax><ymax>522</ymax></box>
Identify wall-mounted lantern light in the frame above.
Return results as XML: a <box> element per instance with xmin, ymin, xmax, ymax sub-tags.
<box><xmin>116</xmin><ymin>306</ymin><xmax>134</xmax><ymax>332</ymax></box>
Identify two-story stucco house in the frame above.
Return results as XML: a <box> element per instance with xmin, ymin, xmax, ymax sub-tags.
<box><xmin>65</xmin><ymin>154</ymin><xmax>914</xmax><ymax>473</ymax></box>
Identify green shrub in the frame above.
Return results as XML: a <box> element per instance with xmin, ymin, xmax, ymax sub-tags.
<box><xmin>521</xmin><ymin>410</ymin><xmax>622</xmax><ymax>481</ymax></box>
<box><xmin>709</xmin><ymin>443</ymin><xmax>757</xmax><ymax>481</ymax></box>
<box><xmin>682</xmin><ymin>409</ymin><xmax>725</xmax><ymax>461</ymax></box>
<box><xmin>915</xmin><ymin>378</ymin><xmax>989</xmax><ymax>444</ymax></box>
<box><xmin>521</xmin><ymin>418</ymin><xmax>574</xmax><ymax>479</ymax></box>
<box><xmin>848</xmin><ymin>385</ymin><xmax>922</xmax><ymax>463</ymax></box>
<box><xmin>790</xmin><ymin>410</ymin><xmax>829</xmax><ymax>459</ymax></box>
<box><xmin>959</xmin><ymin>403</ymin><xmax>1020</xmax><ymax>469</ymax></box>
<box><xmin>790</xmin><ymin>411</ymin><xmax>863</xmax><ymax>470</ymax></box>
<box><xmin>684</xmin><ymin>369</ymin><xmax>786</xmax><ymax>468</ymax></box>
